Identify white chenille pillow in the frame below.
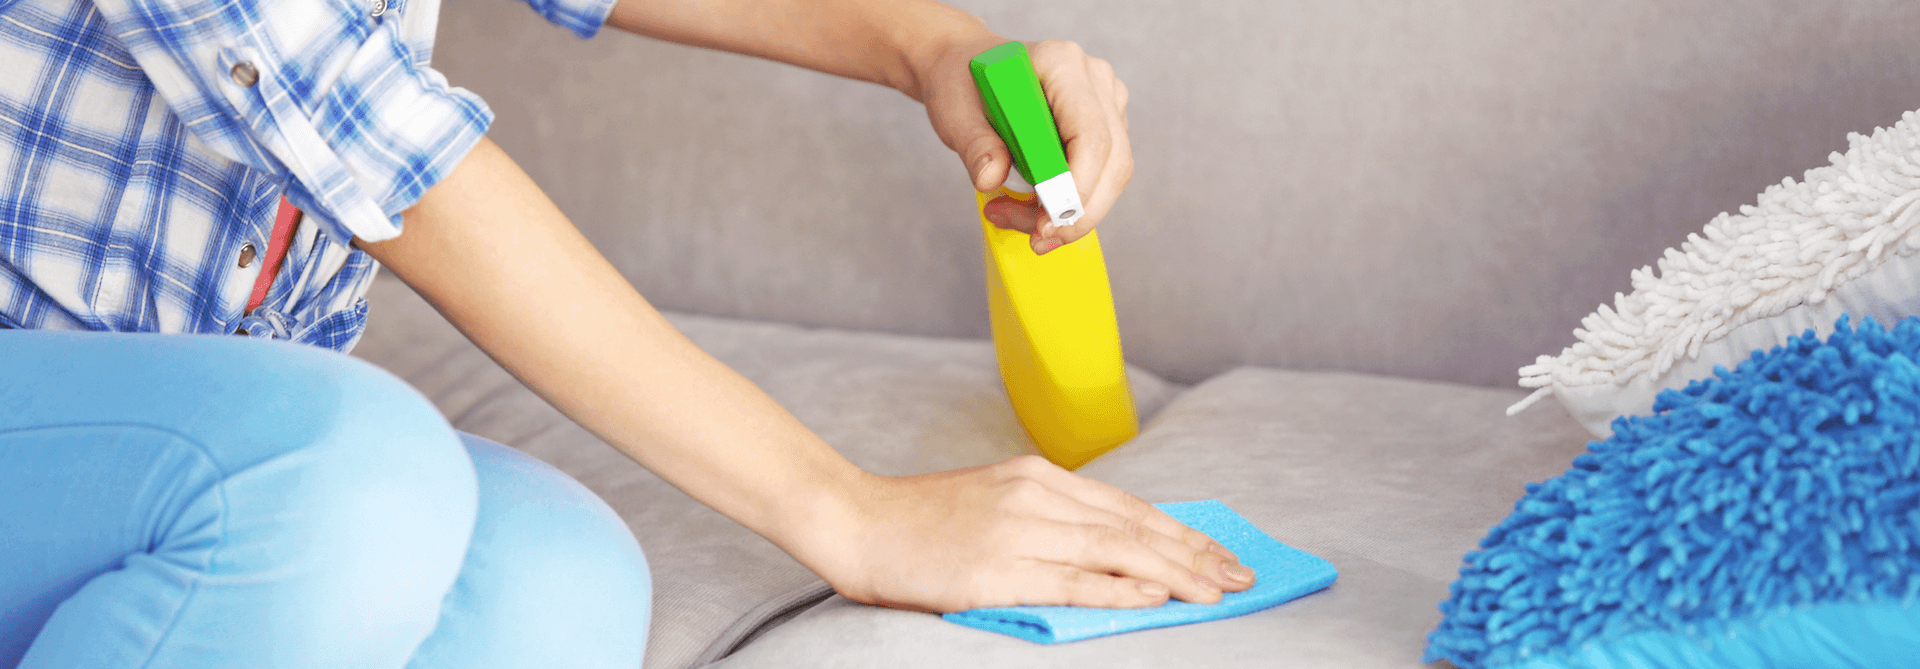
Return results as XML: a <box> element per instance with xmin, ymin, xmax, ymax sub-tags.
<box><xmin>1513</xmin><ymin>110</ymin><xmax>1920</xmax><ymax>437</ymax></box>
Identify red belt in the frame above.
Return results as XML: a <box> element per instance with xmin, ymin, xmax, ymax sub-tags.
<box><xmin>246</xmin><ymin>196</ymin><xmax>300</xmax><ymax>315</ymax></box>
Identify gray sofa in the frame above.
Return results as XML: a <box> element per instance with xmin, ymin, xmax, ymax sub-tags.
<box><xmin>348</xmin><ymin>1</ymin><xmax>1920</xmax><ymax>666</ymax></box>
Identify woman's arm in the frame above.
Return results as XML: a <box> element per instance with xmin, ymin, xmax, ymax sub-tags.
<box><xmin>360</xmin><ymin>137</ymin><xmax>1251</xmax><ymax>611</ymax></box>
<box><xmin>605</xmin><ymin>0</ymin><xmax>972</xmax><ymax>96</ymax></box>
<box><xmin>605</xmin><ymin>0</ymin><xmax>1132</xmax><ymax>254</ymax></box>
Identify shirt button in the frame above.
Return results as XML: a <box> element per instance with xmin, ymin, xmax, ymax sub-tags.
<box><xmin>231</xmin><ymin>62</ymin><xmax>259</xmax><ymax>88</ymax></box>
<box><xmin>238</xmin><ymin>242</ymin><xmax>258</xmax><ymax>268</ymax></box>
<box><xmin>371</xmin><ymin>0</ymin><xmax>388</xmax><ymax>17</ymax></box>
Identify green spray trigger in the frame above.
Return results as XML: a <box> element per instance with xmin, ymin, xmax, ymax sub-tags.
<box><xmin>970</xmin><ymin>42</ymin><xmax>1085</xmax><ymax>229</ymax></box>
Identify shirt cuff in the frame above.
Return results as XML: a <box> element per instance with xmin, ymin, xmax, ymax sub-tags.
<box><xmin>524</xmin><ymin>0</ymin><xmax>620</xmax><ymax>40</ymax></box>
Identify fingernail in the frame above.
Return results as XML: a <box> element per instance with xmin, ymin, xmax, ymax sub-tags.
<box><xmin>1223</xmin><ymin>563</ymin><xmax>1254</xmax><ymax>584</ymax></box>
<box><xmin>1139</xmin><ymin>581</ymin><xmax>1170</xmax><ymax>598</ymax></box>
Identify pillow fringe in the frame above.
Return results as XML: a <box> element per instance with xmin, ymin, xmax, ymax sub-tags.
<box><xmin>1518</xmin><ymin>110</ymin><xmax>1920</xmax><ymax>410</ymax></box>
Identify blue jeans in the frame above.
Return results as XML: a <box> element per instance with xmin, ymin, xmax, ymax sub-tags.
<box><xmin>0</xmin><ymin>330</ymin><xmax>650</xmax><ymax>668</ymax></box>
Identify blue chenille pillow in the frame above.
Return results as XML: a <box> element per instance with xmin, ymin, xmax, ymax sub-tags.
<box><xmin>1428</xmin><ymin>316</ymin><xmax>1920</xmax><ymax>668</ymax></box>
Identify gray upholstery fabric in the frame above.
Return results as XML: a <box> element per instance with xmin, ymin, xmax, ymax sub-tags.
<box><xmin>434</xmin><ymin>0</ymin><xmax>1920</xmax><ymax>387</ymax></box>
<box><xmin>348</xmin><ymin>1</ymin><xmax>1911</xmax><ymax>664</ymax></box>
<box><xmin>711</xmin><ymin>367</ymin><xmax>1594</xmax><ymax>668</ymax></box>
<box><xmin>351</xmin><ymin>275</ymin><xmax>1180</xmax><ymax>669</ymax></box>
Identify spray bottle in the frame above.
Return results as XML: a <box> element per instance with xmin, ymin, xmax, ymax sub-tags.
<box><xmin>970</xmin><ymin>42</ymin><xmax>1137</xmax><ymax>469</ymax></box>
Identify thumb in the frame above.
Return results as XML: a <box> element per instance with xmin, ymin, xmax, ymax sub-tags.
<box><xmin>919</xmin><ymin>38</ymin><xmax>1019</xmax><ymax>192</ymax></box>
<box><xmin>957</xmin><ymin>124</ymin><xmax>1012</xmax><ymax>193</ymax></box>
<box><xmin>936</xmin><ymin>82</ymin><xmax>1010</xmax><ymax>191</ymax></box>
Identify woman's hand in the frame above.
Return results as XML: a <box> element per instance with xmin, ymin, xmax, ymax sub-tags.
<box><xmin>811</xmin><ymin>455</ymin><xmax>1254</xmax><ymax>612</ymax></box>
<box><xmin>913</xmin><ymin>37</ymin><xmax>1134</xmax><ymax>255</ymax></box>
<box><xmin>607</xmin><ymin>0</ymin><xmax>1131</xmax><ymax>256</ymax></box>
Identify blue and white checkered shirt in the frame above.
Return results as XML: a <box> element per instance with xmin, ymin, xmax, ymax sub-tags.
<box><xmin>0</xmin><ymin>0</ymin><xmax>614</xmax><ymax>350</ymax></box>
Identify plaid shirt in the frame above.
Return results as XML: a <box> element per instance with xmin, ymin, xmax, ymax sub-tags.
<box><xmin>0</xmin><ymin>0</ymin><xmax>613</xmax><ymax>350</ymax></box>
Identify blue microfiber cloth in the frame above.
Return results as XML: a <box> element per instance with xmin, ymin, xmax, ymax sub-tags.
<box><xmin>1426</xmin><ymin>316</ymin><xmax>1920</xmax><ymax>668</ymax></box>
<box><xmin>943</xmin><ymin>499</ymin><xmax>1337</xmax><ymax>643</ymax></box>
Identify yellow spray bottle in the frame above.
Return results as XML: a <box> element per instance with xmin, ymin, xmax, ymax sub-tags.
<box><xmin>970</xmin><ymin>42</ymin><xmax>1137</xmax><ymax>470</ymax></box>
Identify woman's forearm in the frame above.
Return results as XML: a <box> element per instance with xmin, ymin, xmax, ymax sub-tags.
<box><xmin>362</xmin><ymin>138</ymin><xmax>1252</xmax><ymax>612</ymax></box>
<box><xmin>361</xmin><ymin>137</ymin><xmax>869</xmax><ymax>572</ymax></box>
<box><xmin>604</xmin><ymin>0</ymin><xmax>997</xmax><ymax>102</ymax></box>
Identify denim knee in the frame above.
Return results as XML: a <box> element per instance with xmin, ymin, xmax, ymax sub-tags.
<box><xmin>405</xmin><ymin>435</ymin><xmax>651</xmax><ymax>669</ymax></box>
<box><xmin>3</xmin><ymin>332</ymin><xmax>479</xmax><ymax>667</ymax></box>
<box><xmin>175</xmin><ymin>336</ymin><xmax>482</xmax><ymax>658</ymax></box>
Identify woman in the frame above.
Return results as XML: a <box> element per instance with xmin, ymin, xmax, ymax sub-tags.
<box><xmin>0</xmin><ymin>0</ymin><xmax>1254</xmax><ymax>665</ymax></box>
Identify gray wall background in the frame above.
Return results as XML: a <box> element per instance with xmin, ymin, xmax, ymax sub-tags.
<box><xmin>431</xmin><ymin>0</ymin><xmax>1920</xmax><ymax>387</ymax></box>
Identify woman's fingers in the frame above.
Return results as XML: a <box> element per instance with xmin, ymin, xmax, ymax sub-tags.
<box><xmin>1029</xmin><ymin>40</ymin><xmax>1133</xmax><ymax>250</ymax></box>
<box><xmin>981</xmin><ymin>196</ymin><xmax>1071</xmax><ymax>255</ymax></box>
<box><xmin>997</xmin><ymin>477</ymin><xmax>1233</xmax><ymax>602</ymax></box>
<box><xmin>1073</xmin><ymin>59</ymin><xmax>1132</xmax><ymax>247</ymax></box>
<box><xmin>982</xmin><ymin>195</ymin><xmax>1049</xmax><ymax>234</ymax></box>
<box><xmin>992</xmin><ymin>519</ymin><xmax>1217</xmax><ymax>606</ymax></box>
<box><xmin>1032</xmin><ymin>42</ymin><xmax>1110</xmax><ymax>236</ymax></box>
<box><xmin>1012</xmin><ymin>458</ymin><xmax>1254</xmax><ymax>591</ymax></box>
<box><xmin>1078</xmin><ymin>500</ymin><xmax>1253</xmax><ymax>594</ymax></box>
<box><xmin>1034</xmin><ymin>460</ymin><xmax>1236</xmax><ymax>557</ymax></box>
<box><xmin>1025</xmin><ymin>563</ymin><xmax>1171</xmax><ymax>609</ymax></box>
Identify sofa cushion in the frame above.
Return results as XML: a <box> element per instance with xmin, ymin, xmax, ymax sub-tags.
<box><xmin>711</xmin><ymin>366</ymin><xmax>1593</xmax><ymax>668</ymax></box>
<box><xmin>350</xmin><ymin>274</ymin><xmax>1181</xmax><ymax>669</ymax></box>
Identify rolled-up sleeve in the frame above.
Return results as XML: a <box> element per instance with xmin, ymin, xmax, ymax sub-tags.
<box><xmin>89</xmin><ymin>0</ymin><xmax>493</xmax><ymax>244</ymax></box>
<box><xmin>521</xmin><ymin>0</ymin><xmax>618</xmax><ymax>40</ymax></box>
